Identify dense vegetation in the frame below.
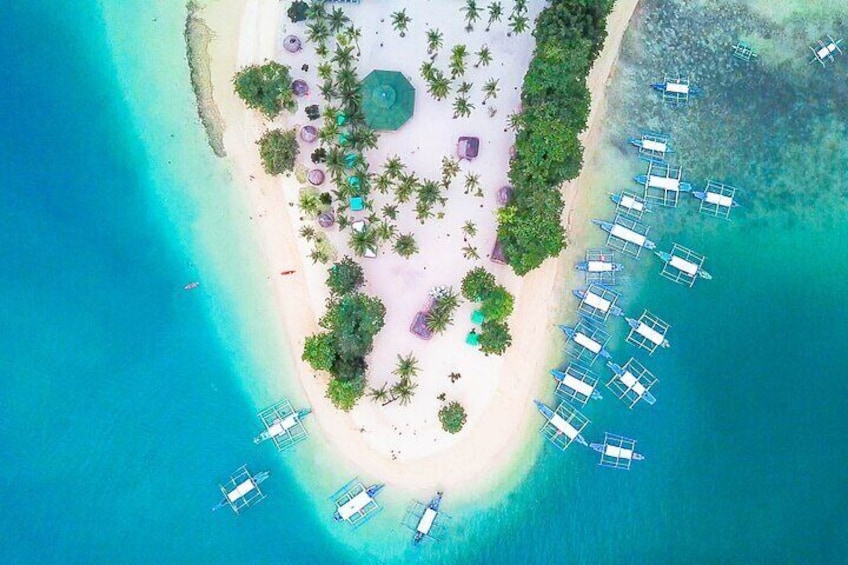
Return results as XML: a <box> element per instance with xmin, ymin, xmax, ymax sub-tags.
<box><xmin>257</xmin><ymin>129</ymin><xmax>299</xmax><ymax>174</ymax></box>
<box><xmin>461</xmin><ymin>268</ymin><xmax>514</xmax><ymax>354</ymax></box>
<box><xmin>497</xmin><ymin>0</ymin><xmax>612</xmax><ymax>275</ymax></box>
<box><xmin>439</xmin><ymin>401</ymin><xmax>468</xmax><ymax>434</ymax></box>
<box><xmin>303</xmin><ymin>259</ymin><xmax>386</xmax><ymax>410</ymax></box>
<box><xmin>233</xmin><ymin>61</ymin><xmax>297</xmax><ymax>119</ymax></box>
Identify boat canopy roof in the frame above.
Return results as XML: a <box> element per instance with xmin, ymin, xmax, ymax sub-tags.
<box><xmin>227</xmin><ymin>478</ymin><xmax>256</xmax><ymax>503</ymax></box>
<box><xmin>705</xmin><ymin>192</ymin><xmax>733</xmax><ymax>207</ymax></box>
<box><xmin>563</xmin><ymin>373</ymin><xmax>594</xmax><ymax>397</ymax></box>
<box><xmin>574</xmin><ymin>332</ymin><xmax>602</xmax><ymax>353</ymax></box>
<box><xmin>605</xmin><ymin>444</ymin><xmax>634</xmax><ymax>460</ymax></box>
<box><xmin>611</xmin><ymin>224</ymin><xmax>647</xmax><ymax>247</ymax></box>
<box><xmin>550</xmin><ymin>413</ymin><xmax>581</xmax><ymax>439</ymax></box>
<box><xmin>666</xmin><ymin>82</ymin><xmax>690</xmax><ymax>94</ymax></box>
<box><xmin>620</xmin><ymin>194</ymin><xmax>644</xmax><ymax>210</ymax></box>
<box><xmin>417</xmin><ymin>508</ymin><xmax>438</xmax><ymax>535</ymax></box>
<box><xmin>637</xmin><ymin>323</ymin><xmax>665</xmax><ymax>345</ymax></box>
<box><xmin>817</xmin><ymin>43</ymin><xmax>838</xmax><ymax>58</ymax></box>
<box><xmin>642</xmin><ymin>139</ymin><xmax>667</xmax><ymax>152</ymax></box>
<box><xmin>587</xmin><ymin>260</ymin><xmax>614</xmax><ymax>272</ymax></box>
<box><xmin>337</xmin><ymin>491</ymin><xmax>373</xmax><ymax>521</ymax></box>
<box><xmin>619</xmin><ymin>371</ymin><xmax>647</xmax><ymax>396</ymax></box>
<box><xmin>584</xmin><ymin>291</ymin><xmax>611</xmax><ymax>312</ymax></box>
<box><xmin>669</xmin><ymin>255</ymin><xmax>699</xmax><ymax>275</ymax></box>
<box><xmin>648</xmin><ymin>175</ymin><xmax>680</xmax><ymax>191</ymax></box>
<box><xmin>266</xmin><ymin>414</ymin><xmax>299</xmax><ymax>437</ymax></box>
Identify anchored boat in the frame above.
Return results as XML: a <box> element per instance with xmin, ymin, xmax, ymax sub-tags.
<box><xmin>253</xmin><ymin>400</ymin><xmax>312</xmax><ymax>451</ymax></box>
<box><xmin>606</xmin><ymin>360</ymin><xmax>658</xmax><ymax>408</ymax></box>
<box><xmin>610</xmin><ymin>191</ymin><xmax>650</xmax><ymax>218</ymax></box>
<box><xmin>572</xmin><ymin>287</ymin><xmax>623</xmax><ymax>320</ymax></box>
<box><xmin>592</xmin><ymin>218</ymin><xmax>656</xmax><ymax>257</ymax></box>
<box><xmin>332</xmin><ymin>480</ymin><xmax>384</xmax><ymax>528</ymax></box>
<box><xmin>651</xmin><ymin>76</ymin><xmax>699</xmax><ymax>106</ymax></box>
<box><xmin>627</xmin><ymin>131</ymin><xmax>673</xmax><ymax>163</ymax></box>
<box><xmin>809</xmin><ymin>35</ymin><xmax>843</xmax><ymax>66</ymax></box>
<box><xmin>534</xmin><ymin>399</ymin><xmax>589</xmax><ymax>450</ymax></box>
<box><xmin>560</xmin><ymin>322</ymin><xmax>612</xmax><ymax>363</ymax></box>
<box><xmin>590</xmin><ymin>433</ymin><xmax>644</xmax><ymax>470</ymax></box>
<box><xmin>213</xmin><ymin>466</ymin><xmax>270</xmax><ymax>514</ymax></box>
<box><xmin>626</xmin><ymin>313</ymin><xmax>670</xmax><ymax>352</ymax></box>
<box><xmin>656</xmin><ymin>249</ymin><xmax>712</xmax><ymax>283</ymax></box>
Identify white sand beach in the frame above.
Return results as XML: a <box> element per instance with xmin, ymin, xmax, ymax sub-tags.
<box><xmin>200</xmin><ymin>0</ymin><xmax>641</xmax><ymax>496</ymax></box>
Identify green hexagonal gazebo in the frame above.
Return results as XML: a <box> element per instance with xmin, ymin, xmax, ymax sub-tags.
<box><xmin>360</xmin><ymin>70</ymin><xmax>415</xmax><ymax>131</ymax></box>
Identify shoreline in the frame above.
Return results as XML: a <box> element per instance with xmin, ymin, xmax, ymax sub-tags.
<box><xmin>199</xmin><ymin>0</ymin><xmax>641</xmax><ymax>498</ymax></box>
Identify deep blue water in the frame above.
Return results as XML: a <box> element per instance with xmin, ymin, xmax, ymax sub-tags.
<box><xmin>3</xmin><ymin>1</ymin><xmax>848</xmax><ymax>564</ymax></box>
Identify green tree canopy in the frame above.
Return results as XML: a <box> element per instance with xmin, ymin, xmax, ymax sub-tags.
<box><xmin>461</xmin><ymin>267</ymin><xmax>497</xmax><ymax>301</ymax></box>
<box><xmin>327</xmin><ymin>256</ymin><xmax>365</xmax><ymax>296</ymax></box>
<box><xmin>327</xmin><ymin>376</ymin><xmax>366</xmax><ymax>411</ymax></box>
<box><xmin>478</xmin><ymin>320</ymin><xmax>512</xmax><ymax>355</ymax></box>
<box><xmin>439</xmin><ymin>401</ymin><xmax>467</xmax><ymax>433</ymax></box>
<box><xmin>302</xmin><ymin>332</ymin><xmax>335</xmax><ymax>372</ymax></box>
<box><xmin>233</xmin><ymin>61</ymin><xmax>296</xmax><ymax>119</ymax></box>
<box><xmin>257</xmin><ymin>129</ymin><xmax>299</xmax><ymax>175</ymax></box>
<box><xmin>480</xmin><ymin>285</ymin><xmax>514</xmax><ymax>321</ymax></box>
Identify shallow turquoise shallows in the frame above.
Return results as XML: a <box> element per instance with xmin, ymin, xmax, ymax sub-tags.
<box><xmin>2</xmin><ymin>0</ymin><xmax>848</xmax><ymax>563</ymax></box>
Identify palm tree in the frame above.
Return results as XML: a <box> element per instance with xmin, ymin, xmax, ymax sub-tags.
<box><xmin>382</xmin><ymin>204</ymin><xmax>399</xmax><ymax>221</ymax></box>
<box><xmin>383</xmin><ymin>156</ymin><xmax>405</xmax><ymax>179</ymax></box>
<box><xmin>328</xmin><ymin>7</ymin><xmax>350</xmax><ymax>33</ymax></box>
<box><xmin>457</xmin><ymin>81</ymin><xmax>473</xmax><ymax>95</ymax></box>
<box><xmin>449</xmin><ymin>45</ymin><xmax>468</xmax><ymax>79</ymax></box>
<box><xmin>420</xmin><ymin>61</ymin><xmax>437</xmax><ymax>82</ymax></box>
<box><xmin>462</xmin><ymin>245</ymin><xmax>480</xmax><ymax>260</ymax></box>
<box><xmin>309</xmin><ymin>247</ymin><xmax>331</xmax><ymax>265</ymax></box>
<box><xmin>464</xmin><ymin>172</ymin><xmax>482</xmax><ymax>196</ymax></box>
<box><xmin>332</xmin><ymin>44</ymin><xmax>354</xmax><ymax>68</ymax></box>
<box><xmin>306</xmin><ymin>0</ymin><xmax>327</xmax><ymax>22</ymax></box>
<box><xmin>475</xmin><ymin>45</ymin><xmax>492</xmax><ymax>67</ymax></box>
<box><xmin>349</xmin><ymin>225</ymin><xmax>378</xmax><ymax>257</ymax></box>
<box><xmin>351</xmin><ymin>126</ymin><xmax>378</xmax><ymax>151</ymax></box>
<box><xmin>482</xmin><ymin>78</ymin><xmax>500</xmax><ymax>103</ymax></box>
<box><xmin>336</xmin><ymin>67</ymin><xmax>358</xmax><ymax>95</ymax></box>
<box><xmin>317</xmin><ymin>62</ymin><xmax>333</xmax><ymax>81</ymax></box>
<box><xmin>319</xmin><ymin>79</ymin><xmax>338</xmax><ymax>102</ymax></box>
<box><xmin>391</xmin><ymin>9</ymin><xmax>411</xmax><ymax>37</ymax></box>
<box><xmin>486</xmin><ymin>2</ymin><xmax>503</xmax><ymax>31</ymax></box>
<box><xmin>426</xmin><ymin>28</ymin><xmax>443</xmax><ymax>55</ymax></box>
<box><xmin>315</xmin><ymin>42</ymin><xmax>329</xmax><ymax>59</ymax></box>
<box><xmin>508</xmin><ymin>13</ymin><xmax>529</xmax><ymax>36</ymax></box>
<box><xmin>391</xmin><ymin>376</ymin><xmax>418</xmax><ymax>406</ymax></box>
<box><xmin>428</xmin><ymin>74</ymin><xmax>451</xmax><ymax>101</ymax></box>
<box><xmin>426</xmin><ymin>289</ymin><xmax>460</xmax><ymax>334</ymax></box>
<box><xmin>393</xmin><ymin>353</ymin><xmax>420</xmax><ymax>379</ymax></box>
<box><xmin>306</xmin><ymin>20</ymin><xmax>329</xmax><ymax>44</ymax></box>
<box><xmin>513</xmin><ymin>0</ymin><xmax>528</xmax><ymax>14</ymax></box>
<box><xmin>368</xmin><ymin>383</ymin><xmax>390</xmax><ymax>404</ymax></box>
<box><xmin>418</xmin><ymin>179</ymin><xmax>445</xmax><ymax>207</ymax></box>
<box><xmin>461</xmin><ymin>0</ymin><xmax>481</xmax><ymax>31</ymax></box>
<box><xmin>452</xmin><ymin>96</ymin><xmax>475</xmax><ymax>119</ymax></box>
<box><xmin>441</xmin><ymin>156</ymin><xmax>460</xmax><ymax>185</ymax></box>
<box><xmin>394</xmin><ymin>233</ymin><xmax>419</xmax><ymax>257</ymax></box>
<box><xmin>299</xmin><ymin>226</ymin><xmax>317</xmax><ymax>241</ymax></box>
<box><xmin>373</xmin><ymin>173</ymin><xmax>393</xmax><ymax>195</ymax></box>
<box><xmin>415</xmin><ymin>200</ymin><xmax>434</xmax><ymax>224</ymax></box>
<box><xmin>344</xmin><ymin>25</ymin><xmax>363</xmax><ymax>56</ymax></box>
<box><xmin>507</xmin><ymin>111</ymin><xmax>524</xmax><ymax>131</ymax></box>
<box><xmin>375</xmin><ymin>220</ymin><xmax>397</xmax><ymax>242</ymax></box>
<box><xmin>462</xmin><ymin>220</ymin><xmax>478</xmax><ymax>237</ymax></box>
<box><xmin>395</xmin><ymin>172</ymin><xmax>419</xmax><ymax>203</ymax></box>
<box><xmin>318</xmin><ymin>121</ymin><xmax>340</xmax><ymax>144</ymax></box>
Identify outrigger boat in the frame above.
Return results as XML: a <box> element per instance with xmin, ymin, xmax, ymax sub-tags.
<box><xmin>655</xmin><ymin>250</ymin><xmax>712</xmax><ymax>280</ymax></box>
<box><xmin>590</xmin><ymin>442</ymin><xmax>645</xmax><ymax>460</ymax></box>
<box><xmin>627</xmin><ymin>132</ymin><xmax>673</xmax><ymax>163</ymax></box>
<box><xmin>333</xmin><ymin>483</ymin><xmax>385</xmax><ymax>523</ymax></box>
<box><xmin>692</xmin><ymin>190</ymin><xmax>739</xmax><ymax>209</ymax></box>
<box><xmin>213</xmin><ymin>468</ymin><xmax>270</xmax><ymax>514</ymax></box>
<box><xmin>253</xmin><ymin>407</ymin><xmax>312</xmax><ymax>445</ymax></box>
<box><xmin>413</xmin><ymin>492</ymin><xmax>442</xmax><ymax>544</ymax></box>
<box><xmin>183</xmin><ymin>281</ymin><xmax>200</xmax><ymax>290</ymax></box>
<box><xmin>634</xmin><ymin>173</ymin><xmax>693</xmax><ymax>193</ymax></box>
<box><xmin>551</xmin><ymin>367</ymin><xmax>603</xmax><ymax>403</ymax></box>
<box><xmin>609</xmin><ymin>192</ymin><xmax>651</xmax><ymax>216</ymax></box>
<box><xmin>607</xmin><ymin>361</ymin><xmax>657</xmax><ymax>406</ymax></box>
<box><xmin>651</xmin><ymin>76</ymin><xmax>699</xmax><ymax>106</ymax></box>
<box><xmin>576</xmin><ymin>258</ymin><xmax>624</xmax><ymax>274</ymax></box>
<box><xmin>592</xmin><ymin>219</ymin><xmax>656</xmax><ymax>251</ymax></box>
<box><xmin>809</xmin><ymin>35</ymin><xmax>843</xmax><ymax>66</ymax></box>
<box><xmin>626</xmin><ymin>316</ymin><xmax>670</xmax><ymax>349</ymax></box>
<box><xmin>590</xmin><ymin>433</ymin><xmax>645</xmax><ymax>470</ymax></box>
<box><xmin>559</xmin><ymin>324</ymin><xmax>612</xmax><ymax>361</ymax></box>
<box><xmin>572</xmin><ymin>288</ymin><xmax>623</xmax><ymax>318</ymax></box>
<box><xmin>533</xmin><ymin>400</ymin><xmax>589</xmax><ymax>448</ymax></box>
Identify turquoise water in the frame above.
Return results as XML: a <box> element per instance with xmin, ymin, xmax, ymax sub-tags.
<box><xmin>3</xmin><ymin>0</ymin><xmax>848</xmax><ymax>563</ymax></box>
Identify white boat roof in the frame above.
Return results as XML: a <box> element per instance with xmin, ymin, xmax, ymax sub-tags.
<box><xmin>666</xmin><ymin>82</ymin><xmax>689</xmax><ymax>94</ymax></box>
<box><xmin>817</xmin><ymin>43</ymin><xmax>837</xmax><ymax>59</ymax></box>
<box><xmin>669</xmin><ymin>255</ymin><xmax>699</xmax><ymax>276</ymax></box>
<box><xmin>563</xmin><ymin>373</ymin><xmax>594</xmax><ymax>397</ymax></box>
<box><xmin>416</xmin><ymin>507</ymin><xmax>438</xmax><ymax>535</ymax></box>
<box><xmin>610</xmin><ymin>224</ymin><xmax>647</xmax><ymax>247</ymax></box>
<box><xmin>605</xmin><ymin>444</ymin><xmax>634</xmax><ymax>460</ymax></box>
<box><xmin>705</xmin><ymin>191</ymin><xmax>733</xmax><ymax>207</ymax></box>
<box><xmin>227</xmin><ymin>478</ymin><xmax>256</xmax><ymax>503</ymax></box>
<box><xmin>587</xmin><ymin>260</ymin><xmax>613</xmax><ymax>272</ymax></box>
<box><xmin>648</xmin><ymin>175</ymin><xmax>680</xmax><ymax>191</ymax></box>
<box><xmin>619</xmin><ymin>371</ymin><xmax>647</xmax><ymax>397</ymax></box>
<box><xmin>574</xmin><ymin>332</ymin><xmax>602</xmax><ymax>354</ymax></box>
<box><xmin>637</xmin><ymin>322</ymin><xmax>665</xmax><ymax>345</ymax></box>
<box><xmin>641</xmin><ymin>139</ymin><xmax>667</xmax><ymax>153</ymax></box>
<box><xmin>584</xmin><ymin>291</ymin><xmax>611</xmax><ymax>312</ymax></box>
<box><xmin>266</xmin><ymin>414</ymin><xmax>298</xmax><ymax>438</ymax></box>
<box><xmin>620</xmin><ymin>194</ymin><xmax>644</xmax><ymax>211</ymax></box>
<box><xmin>337</xmin><ymin>491</ymin><xmax>373</xmax><ymax>521</ymax></box>
<box><xmin>550</xmin><ymin>413</ymin><xmax>580</xmax><ymax>439</ymax></box>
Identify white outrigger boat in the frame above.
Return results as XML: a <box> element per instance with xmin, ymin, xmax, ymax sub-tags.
<box><xmin>572</xmin><ymin>287</ymin><xmax>623</xmax><ymax>319</ymax></box>
<box><xmin>534</xmin><ymin>399</ymin><xmax>589</xmax><ymax>450</ymax></box>
<box><xmin>213</xmin><ymin>466</ymin><xmax>270</xmax><ymax>514</ymax></box>
<box><xmin>592</xmin><ymin>219</ymin><xmax>656</xmax><ymax>256</ymax></box>
<box><xmin>656</xmin><ymin>249</ymin><xmax>712</xmax><ymax>281</ymax></box>
<box><xmin>809</xmin><ymin>35</ymin><xmax>843</xmax><ymax>66</ymax></box>
<box><xmin>590</xmin><ymin>433</ymin><xmax>644</xmax><ymax>470</ymax></box>
<box><xmin>253</xmin><ymin>400</ymin><xmax>312</xmax><ymax>451</ymax></box>
<box><xmin>332</xmin><ymin>480</ymin><xmax>385</xmax><ymax>528</ymax></box>
<box><xmin>609</xmin><ymin>191</ymin><xmax>650</xmax><ymax>218</ymax></box>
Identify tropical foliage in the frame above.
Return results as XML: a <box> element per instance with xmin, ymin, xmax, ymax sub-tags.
<box><xmin>257</xmin><ymin>129</ymin><xmax>299</xmax><ymax>174</ymax></box>
<box><xmin>326</xmin><ymin>256</ymin><xmax>365</xmax><ymax>296</ymax></box>
<box><xmin>287</xmin><ymin>1</ymin><xmax>308</xmax><ymax>23</ymax></box>
<box><xmin>233</xmin><ymin>62</ymin><xmax>296</xmax><ymax>119</ymax></box>
<box><xmin>394</xmin><ymin>233</ymin><xmax>419</xmax><ymax>258</ymax></box>
<box><xmin>391</xmin><ymin>9</ymin><xmax>411</xmax><ymax>37</ymax></box>
<box><xmin>498</xmin><ymin>0</ymin><xmax>613</xmax><ymax>275</ymax></box>
<box><xmin>480</xmin><ymin>285</ymin><xmax>514</xmax><ymax>321</ymax></box>
<box><xmin>461</xmin><ymin>267</ymin><xmax>496</xmax><ymax>301</ymax></box>
<box><xmin>327</xmin><ymin>376</ymin><xmax>366</xmax><ymax>411</ymax></box>
<box><xmin>393</xmin><ymin>353</ymin><xmax>420</xmax><ymax>380</ymax></box>
<box><xmin>439</xmin><ymin>401</ymin><xmax>467</xmax><ymax>434</ymax></box>
<box><xmin>478</xmin><ymin>320</ymin><xmax>512</xmax><ymax>355</ymax></box>
<box><xmin>425</xmin><ymin>287</ymin><xmax>461</xmax><ymax>334</ymax></box>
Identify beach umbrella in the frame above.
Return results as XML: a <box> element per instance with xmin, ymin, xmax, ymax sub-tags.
<box><xmin>360</xmin><ymin>70</ymin><xmax>415</xmax><ymax>131</ymax></box>
<box><xmin>318</xmin><ymin>212</ymin><xmax>335</xmax><ymax>228</ymax></box>
<box><xmin>300</xmin><ymin>125</ymin><xmax>318</xmax><ymax>143</ymax></box>
<box><xmin>283</xmin><ymin>35</ymin><xmax>302</xmax><ymax>53</ymax></box>
<box><xmin>292</xmin><ymin>79</ymin><xmax>309</xmax><ymax>97</ymax></box>
<box><xmin>308</xmin><ymin>169</ymin><xmax>325</xmax><ymax>186</ymax></box>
